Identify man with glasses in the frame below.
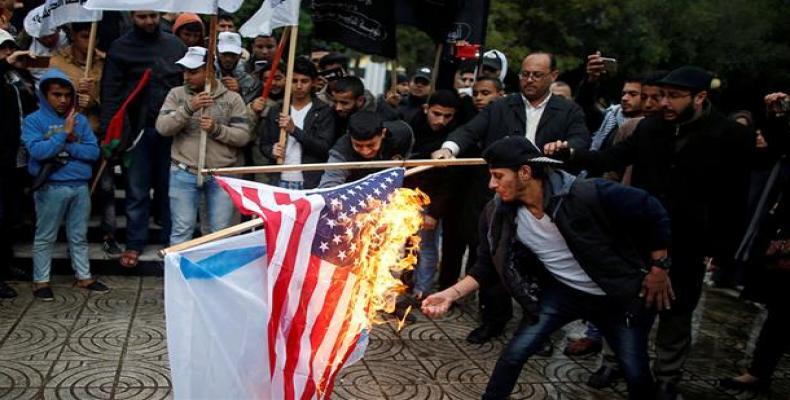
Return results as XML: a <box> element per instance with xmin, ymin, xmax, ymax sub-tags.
<box><xmin>431</xmin><ymin>52</ymin><xmax>590</xmax><ymax>345</ymax></box>
<box><xmin>544</xmin><ymin>66</ymin><xmax>754</xmax><ymax>400</ymax></box>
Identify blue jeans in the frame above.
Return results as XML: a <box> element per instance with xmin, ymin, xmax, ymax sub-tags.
<box><xmin>278</xmin><ymin>180</ymin><xmax>304</xmax><ymax>190</ymax></box>
<box><xmin>415</xmin><ymin>224</ymin><xmax>440</xmax><ymax>295</ymax></box>
<box><xmin>483</xmin><ymin>280</ymin><xmax>656</xmax><ymax>400</ymax></box>
<box><xmin>168</xmin><ymin>167</ymin><xmax>236</xmax><ymax>245</ymax></box>
<box><xmin>32</xmin><ymin>184</ymin><xmax>92</xmax><ymax>283</ymax></box>
<box><xmin>124</xmin><ymin>128</ymin><xmax>172</xmax><ymax>251</ymax></box>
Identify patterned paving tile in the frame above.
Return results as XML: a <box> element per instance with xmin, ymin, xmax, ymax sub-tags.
<box><xmin>0</xmin><ymin>280</ymin><xmax>788</xmax><ymax>399</ymax></box>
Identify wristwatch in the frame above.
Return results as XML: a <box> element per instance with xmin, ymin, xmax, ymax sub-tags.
<box><xmin>651</xmin><ymin>256</ymin><xmax>672</xmax><ymax>270</ymax></box>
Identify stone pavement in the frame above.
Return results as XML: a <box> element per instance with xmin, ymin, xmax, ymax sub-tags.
<box><xmin>0</xmin><ymin>275</ymin><xmax>788</xmax><ymax>400</ymax></box>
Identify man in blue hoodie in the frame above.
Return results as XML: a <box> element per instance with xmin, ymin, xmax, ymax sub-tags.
<box><xmin>22</xmin><ymin>69</ymin><xmax>109</xmax><ymax>301</ymax></box>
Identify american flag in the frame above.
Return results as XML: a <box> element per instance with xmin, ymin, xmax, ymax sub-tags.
<box><xmin>215</xmin><ymin>168</ymin><xmax>406</xmax><ymax>400</ymax></box>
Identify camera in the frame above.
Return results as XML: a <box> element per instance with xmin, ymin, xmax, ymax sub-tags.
<box><xmin>600</xmin><ymin>57</ymin><xmax>617</xmax><ymax>75</ymax></box>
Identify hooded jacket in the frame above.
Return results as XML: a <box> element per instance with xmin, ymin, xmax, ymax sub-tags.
<box><xmin>156</xmin><ymin>79</ymin><xmax>251</xmax><ymax>169</ymax></box>
<box><xmin>21</xmin><ymin>69</ymin><xmax>99</xmax><ymax>184</ymax></box>
<box><xmin>467</xmin><ymin>170</ymin><xmax>670</xmax><ymax>311</ymax></box>
<box><xmin>99</xmin><ymin>23</ymin><xmax>186</xmax><ymax>134</ymax></box>
<box><xmin>216</xmin><ymin>60</ymin><xmax>262</xmax><ymax>104</ymax></box>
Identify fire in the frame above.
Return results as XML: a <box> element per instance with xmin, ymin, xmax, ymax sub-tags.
<box><xmin>348</xmin><ymin>188</ymin><xmax>429</xmax><ymax>329</ymax></box>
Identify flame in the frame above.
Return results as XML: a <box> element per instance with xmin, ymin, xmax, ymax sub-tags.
<box><xmin>347</xmin><ymin>188</ymin><xmax>429</xmax><ymax>329</ymax></box>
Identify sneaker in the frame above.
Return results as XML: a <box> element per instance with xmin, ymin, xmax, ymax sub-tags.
<box><xmin>75</xmin><ymin>280</ymin><xmax>110</xmax><ymax>292</ymax></box>
<box><xmin>0</xmin><ymin>281</ymin><xmax>17</xmax><ymax>298</ymax></box>
<box><xmin>102</xmin><ymin>237</ymin><xmax>123</xmax><ymax>258</ymax></box>
<box><xmin>33</xmin><ymin>286</ymin><xmax>54</xmax><ymax>301</ymax></box>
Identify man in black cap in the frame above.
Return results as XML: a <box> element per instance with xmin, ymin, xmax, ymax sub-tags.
<box><xmin>397</xmin><ymin>66</ymin><xmax>432</xmax><ymax>122</ymax></box>
<box><xmin>422</xmin><ymin>135</ymin><xmax>673</xmax><ymax>400</ymax></box>
<box><xmin>545</xmin><ymin>65</ymin><xmax>754</xmax><ymax>399</ymax></box>
<box><xmin>432</xmin><ymin>51</ymin><xmax>590</xmax><ymax>344</ymax></box>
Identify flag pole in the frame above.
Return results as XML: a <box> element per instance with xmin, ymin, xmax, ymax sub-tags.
<box><xmin>261</xmin><ymin>26</ymin><xmax>290</xmax><ymax>98</ymax></box>
<box><xmin>197</xmin><ymin>13</ymin><xmax>219</xmax><ymax>187</ymax></box>
<box><xmin>204</xmin><ymin>157</ymin><xmax>487</xmax><ymax>175</ymax></box>
<box><xmin>159</xmin><ymin>165</ymin><xmax>436</xmax><ymax>256</ymax></box>
<box><xmin>390</xmin><ymin>60</ymin><xmax>398</xmax><ymax>92</ymax></box>
<box><xmin>83</xmin><ymin>21</ymin><xmax>98</xmax><ymax>79</ymax></box>
<box><xmin>430</xmin><ymin>43</ymin><xmax>443</xmax><ymax>92</ymax></box>
<box><xmin>276</xmin><ymin>24</ymin><xmax>299</xmax><ymax>165</ymax></box>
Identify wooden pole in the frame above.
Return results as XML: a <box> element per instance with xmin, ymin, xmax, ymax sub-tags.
<box><xmin>159</xmin><ymin>165</ymin><xmax>435</xmax><ymax>256</ymax></box>
<box><xmin>196</xmin><ymin>14</ymin><xmax>219</xmax><ymax>188</ymax></box>
<box><xmin>276</xmin><ymin>25</ymin><xmax>300</xmax><ymax>165</ymax></box>
<box><xmin>430</xmin><ymin>43</ymin><xmax>443</xmax><ymax>93</ymax></box>
<box><xmin>90</xmin><ymin>158</ymin><xmax>108</xmax><ymax>194</ymax></box>
<box><xmin>204</xmin><ymin>157</ymin><xmax>487</xmax><ymax>175</ymax></box>
<box><xmin>390</xmin><ymin>60</ymin><xmax>398</xmax><ymax>92</ymax></box>
<box><xmin>83</xmin><ymin>22</ymin><xmax>98</xmax><ymax>79</ymax></box>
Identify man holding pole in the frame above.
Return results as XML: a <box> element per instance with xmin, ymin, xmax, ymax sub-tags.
<box><xmin>258</xmin><ymin>57</ymin><xmax>334</xmax><ymax>189</ymax></box>
<box><xmin>100</xmin><ymin>10</ymin><xmax>186</xmax><ymax>268</ymax></box>
<box><xmin>216</xmin><ymin>31</ymin><xmax>261</xmax><ymax>104</ymax></box>
<box><xmin>156</xmin><ymin>46</ymin><xmax>250</xmax><ymax>245</ymax></box>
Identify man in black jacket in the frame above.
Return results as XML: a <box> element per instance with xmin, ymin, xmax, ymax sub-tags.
<box><xmin>545</xmin><ymin>66</ymin><xmax>754</xmax><ymax>399</ymax></box>
<box><xmin>433</xmin><ymin>52</ymin><xmax>591</xmax><ymax>344</ymax></box>
<box><xmin>318</xmin><ymin>111</ymin><xmax>413</xmax><ymax>188</ymax></box>
<box><xmin>100</xmin><ymin>11</ymin><xmax>186</xmax><ymax>267</ymax></box>
<box><xmin>432</xmin><ymin>52</ymin><xmax>590</xmax><ymax>160</ymax></box>
<box><xmin>259</xmin><ymin>58</ymin><xmax>334</xmax><ymax>189</ymax></box>
<box><xmin>404</xmin><ymin>90</ymin><xmax>459</xmax><ymax>298</ymax></box>
<box><xmin>423</xmin><ymin>136</ymin><xmax>673</xmax><ymax>400</ymax></box>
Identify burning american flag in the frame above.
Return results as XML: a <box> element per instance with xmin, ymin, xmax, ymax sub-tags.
<box><xmin>165</xmin><ymin>168</ymin><xmax>427</xmax><ymax>400</ymax></box>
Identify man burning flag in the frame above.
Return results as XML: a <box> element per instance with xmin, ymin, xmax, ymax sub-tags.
<box><xmin>165</xmin><ymin>168</ymin><xmax>427</xmax><ymax>399</ymax></box>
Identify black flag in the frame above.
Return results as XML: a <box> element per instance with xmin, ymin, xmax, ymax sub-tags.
<box><xmin>312</xmin><ymin>0</ymin><xmax>397</xmax><ymax>58</ymax></box>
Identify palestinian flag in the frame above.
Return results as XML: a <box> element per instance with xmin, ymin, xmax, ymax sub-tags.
<box><xmin>101</xmin><ymin>68</ymin><xmax>152</xmax><ymax>163</ymax></box>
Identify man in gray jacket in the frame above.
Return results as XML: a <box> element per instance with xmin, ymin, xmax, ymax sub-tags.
<box><xmin>156</xmin><ymin>47</ymin><xmax>250</xmax><ymax>245</ymax></box>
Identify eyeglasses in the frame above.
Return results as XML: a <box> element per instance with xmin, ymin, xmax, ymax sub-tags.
<box><xmin>519</xmin><ymin>71</ymin><xmax>549</xmax><ymax>80</ymax></box>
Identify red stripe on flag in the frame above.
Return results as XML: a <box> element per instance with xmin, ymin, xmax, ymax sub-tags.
<box><xmin>267</xmin><ymin>197</ymin><xmax>312</xmax><ymax>380</ymax></box>
<box><xmin>323</xmin><ymin>331</ymin><xmax>363</xmax><ymax>399</ymax></box>
<box><xmin>315</xmin><ymin>280</ymin><xmax>360</xmax><ymax>396</ymax></box>
<box><xmin>299</xmin><ymin>266</ymin><xmax>352</xmax><ymax>400</ymax></box>
<box><xmin>281</xmin><ymin>254</ymin><xmax>323</xmax><ymax>400</ymax></box>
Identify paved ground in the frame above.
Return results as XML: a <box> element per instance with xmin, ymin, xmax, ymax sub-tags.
<box><xmin>0</xmin><ymin>275</ymin><xmax>788</xmax><ymax>400</ymax></box>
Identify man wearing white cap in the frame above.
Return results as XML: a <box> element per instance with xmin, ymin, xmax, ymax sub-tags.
<box><xmin>216</xmin><ymin>31</ymin><xmax>261</xmax><ymax>104</ymax></box>
<box><xmin>156</xmin><ymin>46</ymin><xmax>251</xmax><ymax>246</ymax></box>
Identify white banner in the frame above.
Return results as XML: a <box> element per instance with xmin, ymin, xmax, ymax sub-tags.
<box><xmin>83</xmin><ymin>0</ymin><xmax>242</xmax><ymax>14</ymax></box>
<box><xmin>239</xmin><ymin>0</ymin><xmax>300</xmax><ymax>38</ymax></box>
<box><xmin>24</xmin><ymin>0</ymin><xmax>102</xmax><ymax>38</ymax></box>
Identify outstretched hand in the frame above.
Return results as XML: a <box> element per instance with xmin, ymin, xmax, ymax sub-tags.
<box><xmin>640</xmin><ymin>267</ymin><xmax>675</xmax><ymax>311</ymax></box>
<box><xmin>420</xmin><ymin>291</ymin><xmax>454</xmax><ymax>319</ymax></box>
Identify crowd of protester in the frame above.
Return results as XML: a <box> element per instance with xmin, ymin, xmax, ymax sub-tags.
<box><xmin>0</xmin><ymin>8</ymin><xmax>788</xmax><ymax>400</ymax></box>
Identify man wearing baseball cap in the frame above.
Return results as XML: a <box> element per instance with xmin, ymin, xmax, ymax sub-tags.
<box><xmin>156</xmin><ymin>46</ymin><xmax>251</xmax><ymax>246</ymax></box>
<box><xmin>396</xmin><ymin>66</ymin><xmax>432</xmax><ymax>122</ymax></box>
<box><xmin>544</xmin><ymin>65</ymin><xmax>754</xmax><ymax>399</ymax></box>
<box><xmin>423</xmin><ymin>135</ymin><xmax>672</xmax><ymax>400</ymax></box>
<box><xmin>216</xmin><ymin>31</ymin><xmax>261</xmax><ymax>104</ymax></box>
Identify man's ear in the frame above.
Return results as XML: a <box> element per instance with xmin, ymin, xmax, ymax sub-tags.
<box><xmin>355</xmin><ymin>96</ymin><xmax>365</xmax><ymax>108</ymax></box>
<box><xmin>694</xmin><ymin>91</ymin><xmax>708</xmax><ymax>107</ymax></box>
<box><xmin>380</xmin><ymin>127</ymin><xmax>389</xmax><ymax>137</ymax></box>
<box><xmin>519</xmin><ymin>164</ymin><xmax>532</xmax><ymax>180</ymax></box>
<box><xmin>422</xmin><ymin>103</ymin><xmax>429</xmax><ymax>113</ymax></box>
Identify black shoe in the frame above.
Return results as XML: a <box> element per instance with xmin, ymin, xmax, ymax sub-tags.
<box><xmin>718</xmin><ymin>377</ymin><xmax>770</xmax><ymax>392</ymax></box>
<box><xmin>587</xmin><ymin>365</ymin><xmax>623</xmax><ymax>389</ymax></box>
<box><xmin>33</xmin><ymin>286</ymin><xmax>54</xmax><ymax>301</ymax></box>
<box><xmin>657</xmin><ymin>381</ymin><xmax>684</xmax><ymax>400</ymax></box>
<box><xmin>76</xmin><ymin>280</ymin><xmax>110</xmax><ymax>293</ymax></box>
<box><xmin>0</xmin><ymin>281</ymin><xmax>17</xmax><ymax>298</ymax></box>
<box><xmin>466</xmin><ymin>323</ymin><xmax>505</xmax><ymax>344</ymax></box>
<box><xmin>102</xmin><ymin>237</ymin><xmax>123</xmax><ymax>258</ymax></box>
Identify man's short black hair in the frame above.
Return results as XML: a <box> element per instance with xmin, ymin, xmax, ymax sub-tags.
<box><xmin>475</xmin><ymin>77</ymin><xmax>503</xmax><ymax>91</ymax></box>
<box><xmin>293</xmin><ymin>57</ymin><xmax>318</xmax><ymax>79</ymax></box>
<box><xmin>333</xmin><ymin>76</ymin><xmax>365</xmax><ymax>98</ymax></box>
<box><xmin>41</xmin><ymin>78</ymin><xmax>73</xmax><ymax>95</ymax></box>
<box><xmin>218</xmin><ymin>12</ymin><xmax>234</xmax><ymax>23</ymax></box>
<box><xmin>348</xmin><ymin>111</ymin><xmax>384</xmax><ymax>141</ymax></box>
<box><xmin>318</xmin><ymin>53</ymin><xmax>348</xmax><ymax>70</ymax></box>
<box><xmin>427</xmin><ymin>89</ymin><xmax>460</xmax><ymax>110</ymax></box>
<box><xmin>458</xmin><ymin>60</ymin><xmax>477</xmax><ymax>75</ymax></box>
<box><xmin>70</xmin><ymin>22</ymin><xmax>92</xmax><ymax>35</ymax></box>
<box><xmin>624</xmin><ymin>74</ymin><xmax>643</xmax><ymax>84</ymax></box>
